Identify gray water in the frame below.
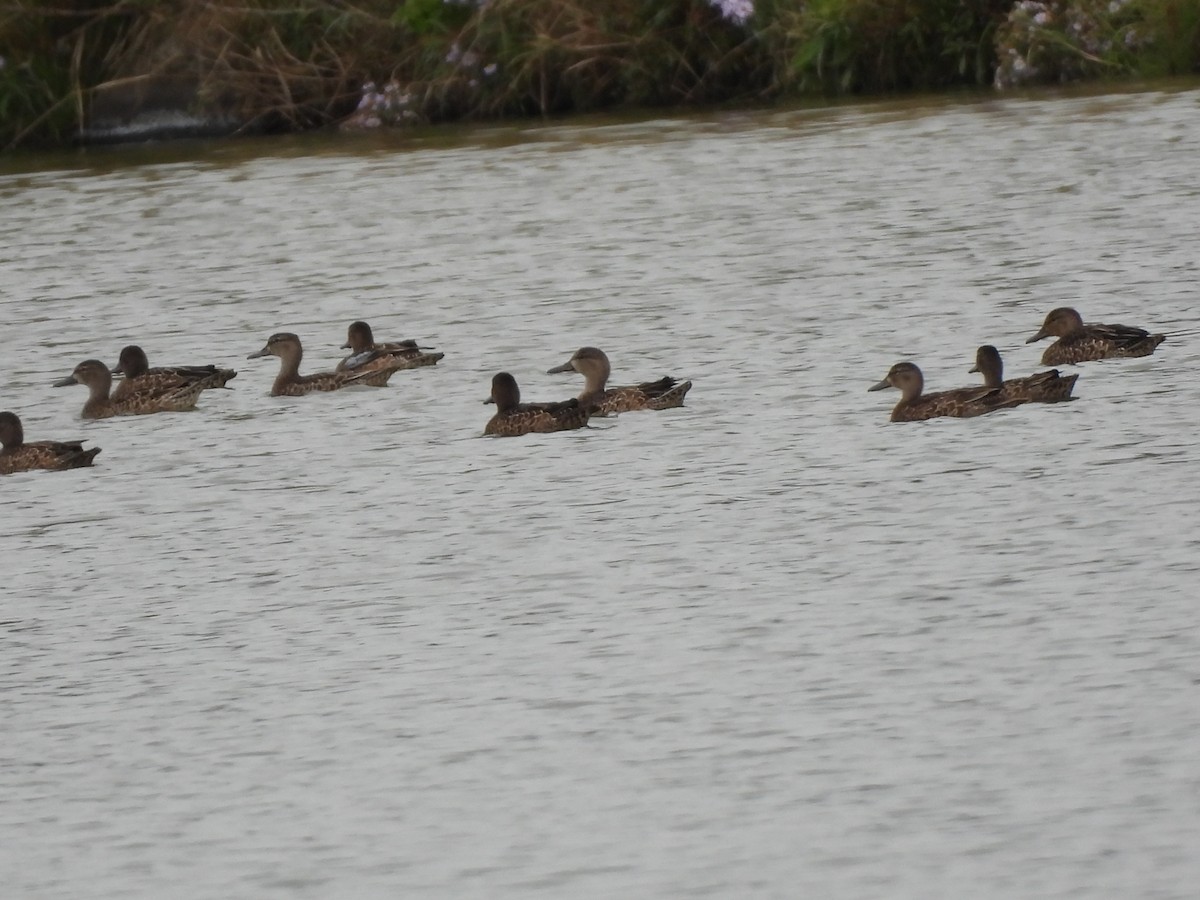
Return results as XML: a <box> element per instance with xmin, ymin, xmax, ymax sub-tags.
<box><xmin>2</xmin><ymin>85</ymin><xmax>1199</xmax><ymax>899</ymax></box>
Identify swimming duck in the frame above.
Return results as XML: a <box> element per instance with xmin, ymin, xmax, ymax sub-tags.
<box><xmin>54</xmin><ymin>359</ymin><xmax>223</xmax><ymax>419</ymax></box>
<box><xmin>0</xmin><ymin>411</ymin><xmax>100</xmax><ymax>474</ymax></box>
<box><xmin>546</xmin><ymin>346</ymin><xmax>691</xmax><ymax>415</ymax></box>
<box><xmin>869</xmin><ymin>362</ymin><xmax>1019</xmax><ymax>422</ymax></box>
<box><xmin>1026</xmin><ymin>307</ymin><xmax>1165</xmax><ymax>365</ymax></box>
<box><xmin>337</xmin><ymin>321</ymin><xmax>444</xmax><ymax>386</ymax></box>
<box><xmin>484</xmin><ymin>372</ymin><xmax>591</xmax><ymax>436</ymax></box>
<box><xmin>969</xmin><ymin>345</ymin><xmax>1078</xmax><ymax>404</ymax></box>
<box><xmin>110</xmin><ymin>344</ymin><xmax>237</xmax><ymax>401</ymax></box>
<box><xmin>248</xmin><ymin>332</ymin><xmax>384</xmax><ymax>396</ymax></box>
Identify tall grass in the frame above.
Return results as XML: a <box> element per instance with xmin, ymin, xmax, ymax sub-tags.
<box><xmin>779</xmin><ymin>0</ymin><xmax>1012</xmax><ymax>93</ymax></box>
<box><xmin>411</xmin><ymin>0</ymin><xmax>767</xmax><ymax>120</ymax></box>
<box><xmin>1132</xmin><ymin>0</ymin><xmax>1200</xmax><ymax>76</ymax></box>
<box><xmin>990</xmin><ymin>0</ymin><xmax>1200</xmax><ymax>88</ymax></box>
<box><xmin>2</xmin><ymin>0</ymin><xmax>1198</xmax><ymax>151</ymax></box>
<box><xmin>0</xmin><ymin>0</ymin><xmax>392</xmax><ymax>149</ymax></box>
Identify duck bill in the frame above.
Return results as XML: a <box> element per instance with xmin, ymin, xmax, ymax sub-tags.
<box><xmin>546</xmin><ymin>360</ymin><xmax>576</xmax><ymax>374</ymax></box>
<box><xmin>247</xmin><ymin>347</ymin><xmax>270</xmax><ymax>359</ymax></box>
<box><xmin>1026</xmin><ymin>328</ymin><xmax>1049</xmax><ymax>343</ymax></box>
<box><xmin>52</xmin><ymin>375</ymin><xmax>77</xmax><ymax>387</ymax></box>
<box><xmin>482</xmin><ymin>397</ymin><xmax>495</xmax><ymax>405</ymax></box>
<box><xmin>340</xmin><ymin>341</ymin><xmax>352</xmax><ymax>349</ymax></box>
<box><xmin>867</xmin><ymin>378</ymin><xmax>892</xmax><ymax>392</ymax></box>
<box><xmin>967</xmin><ymin>363</ymin><xmax>980</xmax><ymax>373</ymax></box>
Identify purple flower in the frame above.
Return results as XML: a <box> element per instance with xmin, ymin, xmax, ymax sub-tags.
<box><xmin>709</xmin><ymin>0</ymin><xmax>753</xmax><ymax>25</ymax></box>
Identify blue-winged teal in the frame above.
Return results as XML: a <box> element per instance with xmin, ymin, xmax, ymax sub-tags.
<box><xmin>970</xmin><ymin>345</ymin><xmax>1078</xmax><ymax>404</ymax></box>
<box><xmin>337</xmin><ymin>321</ymin><xmax>444</xmax><ymax>386</ymax></box>
<box><xmin>0</xmin><ymin>411</ymin><xmax>100</xmax><ymax>474</ymax></box>
<box><xmin>248</xmin><ymin>332</ymin><xmax>388</xmax><ymax>396</ymax></box>
<box><xmin>484</xmin><ymin>372</ymin><xmax>591</xmax><ymax>436</ymax></box>
<box><xmin>546</xmin><ymin>346</ymin><xmax>691</xmax><ymax>415</ymax></box>
<box><xmin>1027</xmin><ymin>307</ymin><xmax>1165</xmax><ymax>365</ymax></box>
<box><xmin>869</xmin><ymin>362</ymin><xmax>1020</xmax><ymax>422</ymax></box>
<box><xmin>54</xmin><ymin>359</ymin><xmax>223</xmax><ymax>418</ymax></box>
<box><xmin>110</xmin><ymin>344</ymin><xmax>237</xmax><ymax>402</ymax></box>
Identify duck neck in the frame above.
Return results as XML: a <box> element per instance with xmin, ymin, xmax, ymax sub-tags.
<box><xmin>0</xmin><ymin>418</ymin><xmax>23</xmax><ymax>451</ymax></box>
<box><xmin>90</xmin><ymin>375</ymin><xmax>113</xmax><ymax>403</ymax></box>
<box><xmin>80</xmin><ymin>377</ymin><xmax>111</xmax><ymax>417</ymax></box>
<box><xmin>273</xmin><ymin>349</ymin><xmax>302</xmax><ymax>390</ymax></box>
<box><xmin>123</xmin><ymin>359</ymin><xmax>149</xmax><ymax>379</ymax></box>
<box><xmin>580</xmin><ymin>370</ymin><xmax>608</xmax><ymax>402</ymax></box>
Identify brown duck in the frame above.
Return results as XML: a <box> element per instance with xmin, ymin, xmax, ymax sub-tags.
<box><xmin>969</xmin><ymin>345</ymin><xmax>1078</xmax><ymax>404</ymax></box>
<box><xmin>869</xmin><ymin>362</ymin><xmax>1020</xmax><ymax>422</ymax></box>
<box><xmin>484</xmin><ymin>372</ymin><xmax>591</xmax><ymax>436</ymax></box>
<box><xmin>0</xmin><ymin>411</ymin><xmax>100</xmax><ymax>474</ymax></box>
<box><xmin>110</xmin><ymin>344</ymin><xmax>237</xmax><ymax>402</ymax></box>
<box><xmin>546</xmin><ymin>346</ymin><xmax>691</xmax><ymax>415</ymax></box>
<box><xmin>1026</xmin><ymin>307</ymin><xmax>1165</xmax><ymax>365</ymax></box>
<box><xmin>248</xmin><ymin>332</ymin><xmax>385</xmax><ymax>396</ymax></box>
<box><xmin>337</xmin><ymin>321</ymin><xmax>444</xmax><ymax>386</ymax></box>
<box><xmin>54</xmin><ymin>359</ymin><xmax>223</xmax><ymax>419</ymax></box>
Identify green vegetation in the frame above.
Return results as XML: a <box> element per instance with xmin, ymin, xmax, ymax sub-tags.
<box><xmin>993</xmin><ymin>0</ymin><xmax>1200</xmax><ymax>87</ymax></box>
<box><xmin>1</xmin><ymin>0</ymin><xmax>1198</xmax><ymax>150</ymax></box>
<box><xmin>779</xmin><ymin>0</ymin><xmax>1013</xmax><ymax>92</ymax></box>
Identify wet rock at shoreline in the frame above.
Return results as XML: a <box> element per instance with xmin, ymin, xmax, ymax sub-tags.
<box><xmin>80</xmin><ymin>76</ymin><xmax>243</xmax><ymax>145</ymax></box>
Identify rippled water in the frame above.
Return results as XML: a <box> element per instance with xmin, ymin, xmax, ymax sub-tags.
<box><xmin>3</xmin><ymin>85</ymin><xmax>1199</xmax><ymax>898</ymax></box>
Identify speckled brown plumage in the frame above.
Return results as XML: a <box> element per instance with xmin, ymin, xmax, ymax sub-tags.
<box><xmin>869</xmin><ymin>362</ymin><xmax>1021</xmax><ymax>422</ymax></box>
<box><xmin>1027</xmin><ymin>307</ymin><xmax>1165</xmax><ymax>365</ymax></box>
<box><xmin>337</xmin><ymin>320</ymin><xmax>444</xmax><ymax>385</ymax></box>
<box><xmin>969</xmin><ymin>345</ymin><xmax>1078</xmax><ymax>404</ymax></box>
<box><xmin>110</xmin><ymin>345</ymin><xmax>236</xmax><ymax>402</ymax></box>
<box><xmin>248</xmin><ymin>333</ymin><xmax>377</xmax><ymax>396</ymax></box>
<box><xmin>547</xmin><ymin>346</ymin><xmax>691</xmax><ymax>415</ymax></box>
<box><xmin>484</xmin><ymin>372</ymin><xmax>591</xmax><ymax>436</ymax></box>
<box><xmin>54</xmin><ymin>359</ymin><xmax>222</xmax><ymax>419</ymax></box>
<box><xmin>0</xmin><ymin>411</ymin><xmax>100</xmax><ymax>474</ymax></box>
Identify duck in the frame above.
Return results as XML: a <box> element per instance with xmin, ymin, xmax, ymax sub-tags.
<box><xmin>969</xmin><ymin>345</ymin><xmax>1078</xmax><ymax>404</ymax></box>
<box><xmin>546</xmin><ymin>346</ymin><xmax>691</xmax><ymax>415</ymax></box>
<box><xmin>484</xmin><ymin>372</ymin><xmax>591</xmax><ymax>436</ymax></box>
<box><xmin>337</xmin><ymin>321</ymin><xmax>444</xmax><ymax>386</ymax></box>
<box><xmin>0</xmin><ymin>411</ymin><xmax>100</xmax><ymax>474</ymax></box>
<box><xmin>54</xmin><ymin>359</ymin><xmax>223</xmax><ymax>419</ymax></box>
<box><xmin>248</xmin><ymin>332</ymin><xmax>385</xmax><ymax>396</ymax></box>
<box><xmin>869</xmin><ymin>361</ymin><xmax>1020</xmax><ymax>422</ymax></box>
<box><xmin>110</xmin><ymin>344</ymin><xmax>237</xmax><ymax>402</ymax></box>
<box><xmin>1026</xmin><ymin>307</ymin><xmax>1165</xmax><ymax>365</ymax></box>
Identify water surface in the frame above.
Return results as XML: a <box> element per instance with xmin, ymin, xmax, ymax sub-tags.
<box><xmin>3</xmin><ymin>86</ymin><xmax>1199</xmax><ymax>898</ymax></box>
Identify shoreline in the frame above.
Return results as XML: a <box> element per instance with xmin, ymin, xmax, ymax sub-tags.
<box><xmin>3</xmin><ymin>0</ymin><xmax>1197</xmax><ymax>154</ymax></box>
<box><xmin>3</xmin><ymin>76</ymin><xmax>1199</xmax><ymax>175</ymax></box>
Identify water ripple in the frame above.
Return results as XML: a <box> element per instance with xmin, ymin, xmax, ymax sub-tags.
<box><xmin>3</xmin><ymin>86</ymin><xmax>1200</xmax><ymax>900</ymax></box>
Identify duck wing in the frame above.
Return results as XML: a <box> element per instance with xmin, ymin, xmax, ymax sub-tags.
<box><xmin>1091</xmin><ymin>322</ymin><xmax>1152</xmax><ymax>348</ymax></box>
